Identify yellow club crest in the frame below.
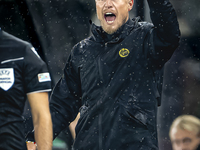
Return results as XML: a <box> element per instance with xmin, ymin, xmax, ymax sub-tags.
<box><xmin>119</xmin><ymin>48</ymin><xmax>130</xmax><ymax>58</ymax></box>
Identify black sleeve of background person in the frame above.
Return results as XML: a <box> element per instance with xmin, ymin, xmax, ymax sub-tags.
<box><xmin>135</xmin><ymin>0</ymin><xmax>145</xmax><ymax>21</ymax></box>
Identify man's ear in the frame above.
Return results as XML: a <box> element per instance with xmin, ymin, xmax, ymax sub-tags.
<box><xmin>128</xmin><ymin>0</ymin><xmax>134</xmax><ymax>11</ymax></box>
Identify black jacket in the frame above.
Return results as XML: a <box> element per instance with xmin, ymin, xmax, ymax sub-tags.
<box><xmin>50</xmin><ymin>0</ymin><xmax>180</xmax><ymax>149</ymax></box>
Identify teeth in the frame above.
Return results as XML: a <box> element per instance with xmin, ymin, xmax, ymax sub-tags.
<box><xmin>107</xmin><ymin>21</ymin><xmax>114</xmax><ymax>23</ymax></box>
<box><xmin>106</xmin><ymin>12</ymin><xmax>113</xmax><ymax>15</ymax></box>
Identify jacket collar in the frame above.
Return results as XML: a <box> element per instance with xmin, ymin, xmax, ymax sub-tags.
<box><xmin>91</xmin><ymin>17</ymin><xmax>139</xmax><ymax>44</ymax></box>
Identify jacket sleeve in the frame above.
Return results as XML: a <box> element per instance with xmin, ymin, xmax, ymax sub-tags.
<box><xmin>50</xmin><ymin>54</ymin><xmax>82</xmax><ymax>139</ymax></box>
<box><xmin>146</xmin><ymin>0</ymin><xmax>181</xmax><ymax>68</ymax></box>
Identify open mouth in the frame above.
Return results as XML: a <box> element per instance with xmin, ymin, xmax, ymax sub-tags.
<box><xmin>104</xmin><ymin>12</ymin><xmax>116</xmax><ymax>24</ymax></box>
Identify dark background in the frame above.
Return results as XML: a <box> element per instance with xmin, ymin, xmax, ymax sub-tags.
<box><xmin>0</xmin><ymin>0</ymin><xmax>199</xmax><ymax>149</ymax></box>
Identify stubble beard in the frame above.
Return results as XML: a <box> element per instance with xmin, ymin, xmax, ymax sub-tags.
<box><xmin>101</xmin><ymin>17</ymin><xmax>127</xmax><ymax>35</ymax></box>
<box><xmin>101</xmin><ymin>23</ymin><xmax>119</xmax><ymax>35</ymax></box>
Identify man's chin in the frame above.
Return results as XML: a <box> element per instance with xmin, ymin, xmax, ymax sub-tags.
<box><xmin>101</xmin><ymin>23</ymin><xmax>118</xmax><ymax>34</ymax></box>
<box><xmin>103</xmin><ymin>27</ymin><xmax>118</xmax><ymax>35</ymax></box>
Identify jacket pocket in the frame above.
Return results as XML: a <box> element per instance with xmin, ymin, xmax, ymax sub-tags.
<box><xmin>120</xmin><ymin>98</ymin><xmax>156</xmax><ymax>129</ymax></box>
<box><xmin>122</xmin><ymin>105</ymin><xmax>148</xmax><ymax>129</ymax></box>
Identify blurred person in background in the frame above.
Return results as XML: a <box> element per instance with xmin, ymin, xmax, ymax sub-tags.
<box><xmin>169</xmin><ymin>115</ymin><xmax>200</xmax><ymax>150</ymax></box>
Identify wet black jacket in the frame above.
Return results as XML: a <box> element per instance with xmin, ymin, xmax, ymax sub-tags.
<box><xmin>50</xmin><ymin>0</ymin><xmax>180</xmax><ymax>149</ymax></box>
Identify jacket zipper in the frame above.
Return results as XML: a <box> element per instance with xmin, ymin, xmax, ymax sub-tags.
<box><xmin>97</xmin><ymin>43</ymin><xmax>108</xmax><ymax>150</ymax></box>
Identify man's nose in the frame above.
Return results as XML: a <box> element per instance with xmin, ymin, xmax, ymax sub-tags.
<box><xmin>105</xmin><ymin>0</ymin><xmax>113</xmax><ymax>8</ymax></box>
